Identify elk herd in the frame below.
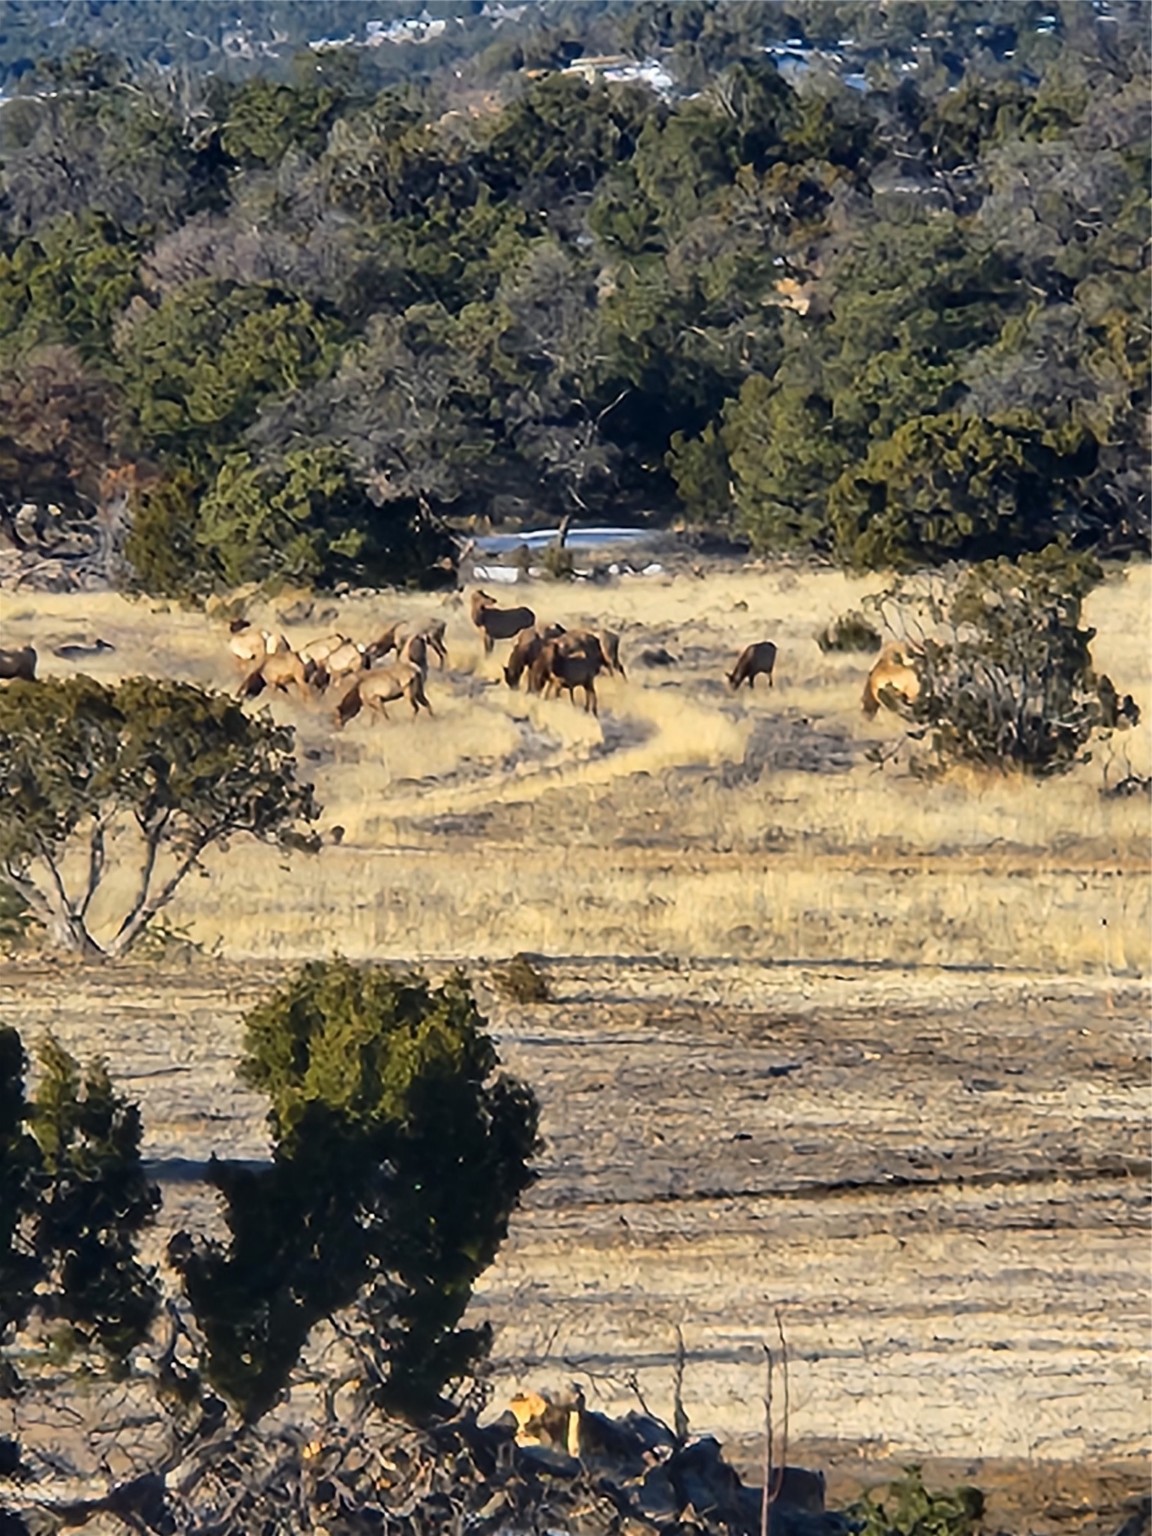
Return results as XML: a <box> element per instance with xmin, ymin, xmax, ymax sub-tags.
<box><xmin>2</xmin><ymin>588</ymin><xmax>923</xmax><ymax>726</ymax></box>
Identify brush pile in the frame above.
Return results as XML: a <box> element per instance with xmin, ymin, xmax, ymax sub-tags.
<box><xmin>9</xmin><ymin>1390</ymin><xmax>849</xmax><ymax>1536</ymax></box>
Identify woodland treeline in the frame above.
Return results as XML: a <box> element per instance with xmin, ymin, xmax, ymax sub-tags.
<box><xmin>0</xmin><ymin>0</ymin><xmax>1147</xmax><ymax>594</ymax></box>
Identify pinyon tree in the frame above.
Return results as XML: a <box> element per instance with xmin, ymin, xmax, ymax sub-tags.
<box><xmin>0</xmin><ymin>677</ymin><xmax>319</xmax><ymax>957</ymax></box>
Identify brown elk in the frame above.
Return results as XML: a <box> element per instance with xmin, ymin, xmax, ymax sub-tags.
<box><xmin>470</xmin><ymin>590</ymin><xmax>536</xmax><ymax>654</ymax></box>
<box><xmin>504</xmin><ymin>623</ymin><xmax>567</xmax><ymax>688</ymax></box>
<box><xmin>529</xmin><ymin>635</ymin><xmax>606</xmax><ymax>714</ymax></box>
<box><xmin>727</xmin><ymin>641</ymin><xmax>777</xmax><ymax>690</ymax></box>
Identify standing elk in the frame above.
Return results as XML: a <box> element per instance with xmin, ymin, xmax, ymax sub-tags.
<box><xmin>529</xmin><ymin>635</ymin><xmax>607</xmax><ymax>715</ymax></box>
<box><xmin>470</xmin><ymin>590</ymin><xmax>536</xmax><ymax>654</ymax></box>
<box><xmin>237</xmin><ymin>650</ymin><xmax>314</xmax><ymax>700</ymax></box>
<box><xmin>334</xmin><ymin>663</ymin><xmax>431</xmax><ymax>726</ymax></box>
<box><xmin>727</xmin><ymin>641</ymin><xmax>777</xmax><ymax>690</ymax></box>
<box><xmin>366</xmin><ymin>617</ymin><xmax>449</xmax><ymax>668</ymax></box>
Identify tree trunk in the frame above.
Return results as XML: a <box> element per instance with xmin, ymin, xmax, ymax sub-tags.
<box><xmin>50</xmin><ymin>910</ymin><xmax>106</xmax><ymax>959</ymax></box>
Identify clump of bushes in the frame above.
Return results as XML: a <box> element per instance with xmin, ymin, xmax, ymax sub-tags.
<box><xmin>540</xmin><ymin>543</ymin><xmax>576</xmax><ymax>581</ymax></box>
<box><xmin>850</xmin><ymin>1466</ymin><xmax>984</xmax><ymax>1536</ymax></box>
<box><xmin>492</xmin><ymin>953</ymin><xmax>552</xmax><ymax>1003</ymax></box>
<box><xmin>816</xmin><ymin>610</ymin><xmax>882</xmax><ymax>653</ymax></box>
<box><xmin>877</xmin><ymin>547</ymin><xmax>1140</xmax><ymax>778</ymax></box>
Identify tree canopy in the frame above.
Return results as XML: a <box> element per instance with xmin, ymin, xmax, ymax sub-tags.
<box><xmin>0</xmin><ymin>677</ymin><xmax>319</xmax><ymax>957</ymax></box>
<box><xmin>0</xmin><ymin>2</ymin><xmax>1146</xmax><ymax>585</ymax></box>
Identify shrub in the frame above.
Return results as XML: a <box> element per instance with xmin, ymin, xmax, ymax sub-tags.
<box><xmin>816</xmin><ymin>610</ymin><xmax>882</xmax><ymax>654</ymax></box>
<box><xmin>891</xmin><ymin>547</ymin><xmax>1138</xmax><ymax>777</ymax></box>
<box><xmin>493</xmin><ymin>953</ymin><xmax>552</xmax><ymax>1003</ymax></box>
<box><xmin>540</xmin><ymin>542</ymin><xmax>576</xmax><ymax>580</ymax></box>
<box><xmin>849</xmin><ymin>1466</ymin><xmax>984</xmax><ymax>1536</ymax></box>
<box><xmin>0</xmin><ymin>1029</ymin><xmax>160</xmax><ymax>1370</ymax></box>
<box><xmin>173</xmin><ymin>960</ymin><xmax>540</xmax><ymax>1422</ymax></box>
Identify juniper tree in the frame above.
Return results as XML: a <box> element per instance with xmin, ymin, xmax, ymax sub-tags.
<box><xmin>173</xmin><ymin>960</ymin><xmax>541</xmax><ymax>1422</ymax></box>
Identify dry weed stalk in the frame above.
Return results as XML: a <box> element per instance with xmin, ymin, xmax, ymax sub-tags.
<box><xmin>760</xmin><ymin>1309</ymin><xmax>790</xmax><ymax>1536</ymax></box>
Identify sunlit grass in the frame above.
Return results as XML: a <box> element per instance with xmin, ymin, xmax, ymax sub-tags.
<box><xmin>5</xmin><ymin>563</ymin><xmax>1149</xmax><ymax>973</ymax></box>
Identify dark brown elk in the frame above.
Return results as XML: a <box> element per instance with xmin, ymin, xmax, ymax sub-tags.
<box><xmin>470</xmin><ymin>590</ymin><xmax>536</xmax><ymax>654</ymax></box>
<box><xmin>862</xmin><ymin>644</ymin><xmax>921</xmax><ymax>718</ymax></box>
<box><xmin>399</xmin><ymin>633</ymin><xmax>428</xmax><ymax>676</ymax></box>
<box><xmin>0</xmin><ymin>645</ymin><xmax>36</xmax><ymax>682</ymax></box>
<box><xmin>504</xmin><ymin>623</ymin><xmax>567</xmax><ymax>688</ymax></box>
<box><xmin>727</xmin><ymin>641</ymin><xmax>777</xmax><ymax>690</ymax></box>
<box><xmin>335</xmin><ymin>663</ymin><xmax>431</xmax><ymax>726</ymax></box>
<box><xmin>529</xmin><ymin>635</ymin><xmax>606</xmax><ymax>714</ymax></box>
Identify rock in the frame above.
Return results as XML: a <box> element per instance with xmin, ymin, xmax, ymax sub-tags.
<box><xmin>639</xmin><ymin>647</ymin><xmax>678</xmax><ymax>667</ymax></box>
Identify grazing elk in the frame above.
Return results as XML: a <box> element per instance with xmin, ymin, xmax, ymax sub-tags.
<box><xmin>470</xmin><ymin>590</ymin><xmax>536</xmax><ymax>654</ymax></box>
<box><xmin>727</xmin><ymin>641</ymin><xmax>777</xmax><ymax>690</ymax></box>
<box><xmin>504</xmin><ymin>623</ymin><xmax>567</xmax><ymax>689</ymax></box>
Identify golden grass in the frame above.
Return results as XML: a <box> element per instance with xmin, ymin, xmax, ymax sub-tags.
<box><xmin>4</xmin><ymin>563</ymin><xmax>1150</xmax><ymax>972</ymax></box>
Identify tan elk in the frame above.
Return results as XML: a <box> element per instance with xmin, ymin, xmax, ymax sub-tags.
<box><xmin>313</xmin><ymin>638</ymin><xmax>368</xmax><ymax>691</ymax></box>
<box><xmin>237</xmin><ymin>649</ymin><xmax>314</xmax><ymax>700</ymax></box>
<box><xmin>366</xmin><ymin>617</ymin><xmax>449</xmax><ymax>668</ymax></box>
<box><xmin>334</xmin><ymin>663</ymin><xmax>431</xmax><ymax>726</ymax></box>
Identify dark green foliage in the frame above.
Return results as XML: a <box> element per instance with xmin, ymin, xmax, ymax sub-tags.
<box><xmin>175</xmin><ymin>961</ymin><xmax>540</xmax><ymax>1421</ymax></box>
<box><xmin>121</xmin><ymin>469</ymin><xmax>206</xmax><ymax>599</ymax></box>
<box><xmin>29</xmin><ymin>1039</ymin><xmax>160</xmax><ymax>1367</ymax></box>
<box><xmin>0</xmin><ymin>7</ymin><xmax>1143</xmax><ymax>582</ymax></box>
<box><xmin>492</xmin><ymin>953</ymin><xmax>552</xmax><ymax>1004</ymax></box>
<box><xmin>193</xmin><ymin>446</ymin><xmax>457</xmax><ymax>591</ymax></box>
<box><xmin>817</xmin><ymin>611</ymin><xmax>882</xmax><ymax>654</ymax></box>
<box><xmin>0</xmin><ymin>1029</ymin><xmax>159</xmax><ymax>1369</ymax></box>
<box><xmin>0</xmin><ymin>1028</ymin><xmax>40</xmax><ymax>1339</ymax></box>
<box><xmin>898</xmin><ymin>547</ymin><xmax>1136</xmax><ymax>777</ymax></box>
<box><xmin>0</xmin><ymin>214</ymin><xmax>142</xmax><ymax>359</ymax></box>
<box><xmin>0</xmin><ymin>677</ymin><xmax>319</xmax><ymax>956</ymax></box>
<box><xmin>828</xmin><ymin>414</ymin><xmax>1098</xmax><ymax>569</ymax></box>
<box><xmin>849</xmin><ymin>1466</ymin><xmax>984</xmax><ymax>1536</ymax></box>
<box><xmin>114</xmin><ymin>282</ymin><xmax>344</xmax><ymax>467</ymax></box>
<box><xmin>0</xmin><ymin>879</ymin><xmax>36</xmax><ymax>947</ymax></box>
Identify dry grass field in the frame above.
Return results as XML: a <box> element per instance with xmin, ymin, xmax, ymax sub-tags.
<box><xmin>2</xmin><ymin>559</ymin><xmax>1150</xmax><ymax>1529</ymax></box>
